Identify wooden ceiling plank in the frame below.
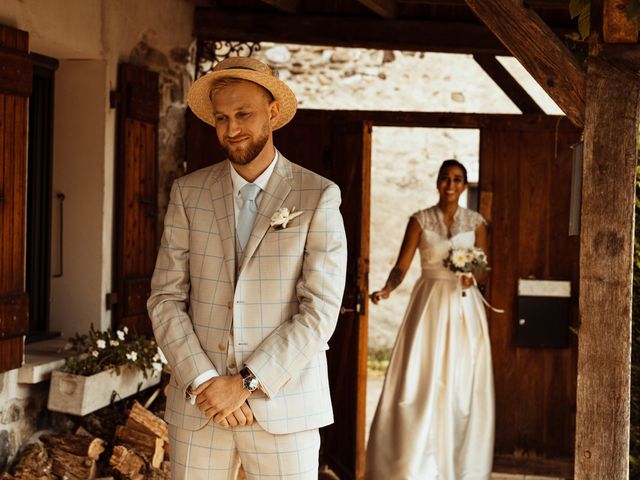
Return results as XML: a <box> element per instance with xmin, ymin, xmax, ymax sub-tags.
<box><xmin>464</xmin><ymin>0</ymin><xmax>586</xmax><ymax>127</ymax></box>
<box><xmin>259</xmin><ymin>0</ymin><xmax>300</xmax><ymax>13</ymax></box>
<box><xmin>473</xmin><ymin>54</ymin><xmax>544</xmax><ymax>114</ymax></box>
<box><xmin>355</xmin><ymin>0</ymin><xmax>397</xmax><ymax>18</ymax></box>
<box><xmin>195</xmin><ymin>8</ymin><xmax>512</xmax><ymax>54</ymax></box>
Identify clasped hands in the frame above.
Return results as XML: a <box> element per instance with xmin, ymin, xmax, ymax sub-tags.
<box><xmin>190</xmin><ymin>374</ymin><xmax>253</xmax><ymax>428</ymax></box>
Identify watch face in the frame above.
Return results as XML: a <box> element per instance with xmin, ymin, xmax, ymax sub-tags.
<box><xmin>243</xmin><ymin>376</ymin><xmax>259</xmax><ymax>391</ymax></box>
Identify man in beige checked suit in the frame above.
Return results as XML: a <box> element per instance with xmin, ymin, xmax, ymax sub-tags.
<box><xmin>147</xmin><ymin>56</ymin><xmax>347</xmax><ymax>479</ymax></box>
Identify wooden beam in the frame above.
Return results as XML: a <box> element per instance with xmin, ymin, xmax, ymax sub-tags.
<box><xmin>195</xmin><ymin>7</ymin><xmax>510</xmax><ymax>54</ymax></box>
<box><xmin>400</xmin><ymin>0</ymin><xmax>574</xmax><ymax>7</ymax></box>
<box><xmin>603</xmin><ymin>0</ymin><xmax>638</xmax><ymax>43</ymax></box>
<box><xmin>473</xmin><ymin>54</ymin><xmax>544</xmax><ymax>114</ymax></box>
<box><xmin>575</xmin><ymin>52</ymin><xmax>640</xmax><ymax>479</ymax></box>
<box><xmin>464</xmin><ymin>1</ymin><xmax>586</xmax><ymax>127</ymax></box>
<box><xmin>259</xmin><ymin>0</ymin><xmax>299</xmax><ymax>14</ymax></box>
<box><xmin>355</xmin><ymin>0</ymin><xmax>397</xmax><ymax>18</ymax></box>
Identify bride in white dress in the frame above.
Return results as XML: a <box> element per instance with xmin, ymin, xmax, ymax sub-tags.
<box><xmin>366</xmin><ymin>160</ymin><xmax>495</xmax><ymax>480</ymax></box>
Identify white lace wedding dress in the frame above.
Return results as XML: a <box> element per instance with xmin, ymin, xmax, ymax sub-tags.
<box><xmin>366</xmin><ymin>206</ymin><xmax>495</xmax><ymax>480</ymax></box>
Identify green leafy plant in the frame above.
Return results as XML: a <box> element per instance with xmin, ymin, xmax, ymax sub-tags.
<box><xmin>569</xmin><ymin>0</ymin><xmax>591</xmax><ymax>40</ymax></box>
<box><xmin>62</xmin><ymin>324</ymin><xmax>166</xmax><ymax>378</ymax></box>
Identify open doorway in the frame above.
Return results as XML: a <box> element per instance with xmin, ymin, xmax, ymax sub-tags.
<box><xmin>366</xmin><ymin>126</ymin><xmax>480</xmax><ymax>442</ymax></box>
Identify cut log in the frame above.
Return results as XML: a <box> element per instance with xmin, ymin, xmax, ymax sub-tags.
<box><xmin>115</xmin><ymin>425</ymin><xmax>165</xmax><ymax>468</ymax></box>
<box><xmin>109</xmin><ymin>445</ymin><xmax>145</xmax><ymax>480</ymax></box>
<box><xmin>40</xmin><ymin>433</ymin><xmax>105</xmax><ymax>460</ymax></box>
<box><xmin>126</xmin><ymin>401</ymin><xmax>169</xmax><ymax>442</ymax></box>
<box><xmin>47</xmin><ymin>447</ymin><xmax>96</xmax><ymax>480</ymax></box>
<box><xmin>10</xmin><ymin>442</ymin><xmax>52</xmax><ymax>480</ymax></box>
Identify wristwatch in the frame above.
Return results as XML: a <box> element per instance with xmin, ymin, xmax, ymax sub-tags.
<box><xmin>240</xmin><ymin>366</ymin><xmax>259</xmax><ymax>392</ymax></box>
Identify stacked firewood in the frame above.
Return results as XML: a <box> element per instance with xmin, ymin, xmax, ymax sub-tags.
<box><xmin>2</xmin><ymin>400</ymin><xmax>170</xmax><ymax>480</ymax></box>
<box><xmin>109</xmin><ymin>400</ymin><xmax>170</xmax><ymax>479</ymax></box>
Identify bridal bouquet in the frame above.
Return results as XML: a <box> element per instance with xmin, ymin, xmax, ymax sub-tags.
<box><xmin>443</xmin><ymin>247</ymin><xmax>489</xmax><ymax>277</ymax></box>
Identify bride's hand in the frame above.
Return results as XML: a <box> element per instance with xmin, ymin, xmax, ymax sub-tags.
<box><xmin>460</xmin><ymin>275</ymin><xmax>474</xmax><ymax>289</ymax></box>
<box><xmin>370</xmin><ymin>289</ymin><xmax>390</xmax><ymax>304</ymax></box>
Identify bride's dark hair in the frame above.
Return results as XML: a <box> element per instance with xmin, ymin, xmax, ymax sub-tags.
<box><xmin>438</xmin><ymin>159</ymin><xmax>468</xmax><ymax>184</ymax></box>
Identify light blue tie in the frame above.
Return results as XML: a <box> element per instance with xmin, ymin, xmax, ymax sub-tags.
<box><xmin>237</xmin><ymin>183</ymin><xmax>261</xmax><ymax>249</ymax></box>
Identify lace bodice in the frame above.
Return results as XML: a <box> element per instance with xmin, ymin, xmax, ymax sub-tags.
<box><xmin>411</xmin><ymin>206</ymin><xmax>486</xmax><ymax>271</ymax></box>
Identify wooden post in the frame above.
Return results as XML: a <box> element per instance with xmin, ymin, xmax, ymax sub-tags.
<box><xmin>576</xmin><ymin>44</ymin><xmax>640</xmax><ymax>479</ymax></box>
<box><xmin>603</xmin><ymin>0</ymin><xmax>639</xmax><ymax>43</ymax></box>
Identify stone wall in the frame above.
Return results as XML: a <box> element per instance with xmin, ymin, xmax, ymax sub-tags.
<box><xmin>0</xmin><ymin>372</ymin><xmax>49</xmax><ymax>470</ymax></box>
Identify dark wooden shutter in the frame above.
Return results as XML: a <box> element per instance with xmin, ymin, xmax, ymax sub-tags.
<box><xmin>0</xmin><ymin>25</ymin><xmax>32</xmax><ymax>372</ymax></box>
<box><xmin>112</xmin><ymin>63</ymin><xmax>159</xmax><ymax>335</ymax></box>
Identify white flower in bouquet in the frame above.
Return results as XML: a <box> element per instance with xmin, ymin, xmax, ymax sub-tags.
<box><xmin>443</xmin><ymin>247</ymin><xmax>489</xmax><ymax>275</ymax></box>
<box><xmin>451</xmin><ymin>249</ymin><xmax>469</xmax><ymax>269</ymax></box>
<box><xmin>126</xmin><ymin>351</ymin><xmax>138</xmax><ymax>362</ymax></box>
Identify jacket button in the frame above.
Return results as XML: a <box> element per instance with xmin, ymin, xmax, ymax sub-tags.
<box><xmin>218</xmin><ymin>343</ymin><xmax>226</xmax><ymax>351</ymax></box>
<box><xmin>227</xmin><ymin>301</ymin><xmax>233</xmax><ymax>309</ymax></box>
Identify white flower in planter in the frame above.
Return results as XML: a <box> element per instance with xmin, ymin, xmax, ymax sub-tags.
<box><xmin>91</xmin><ymin>350</ymin><xmax>99</xmax><ymax>357</ymax></box>
<box><xmin>126</xmin><ymin>351</ymin><xmax>138</xmax><ymax>361</ymax></box>
<box><xmin>117</xmin><ymin>330</ymin><xmax>126</xmax><ymax>341</ymax></box>
<box><xmin>110</xmin><ymin>340</ymin><xmax>119</xmax><ymax>347</ymax></box>
<box><xmin>96</xmin><ymin>339</ymin><xmax>106</xmax><ymax>349</ymax></box>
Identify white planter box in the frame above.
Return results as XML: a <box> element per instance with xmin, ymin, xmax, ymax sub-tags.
<box><xmin>48</xmin><ymin>366</ymin><xmax>161</xmax><ymax>416</ymax></box>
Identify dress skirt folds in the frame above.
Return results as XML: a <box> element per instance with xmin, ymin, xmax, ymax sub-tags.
<box><xmin>366</xmin><ymin>206</ymin><xmax>495</xmax><ymax>480</ymax></box>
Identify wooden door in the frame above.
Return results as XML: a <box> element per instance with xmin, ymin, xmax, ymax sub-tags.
<box><xmin>275</xmin><ymin>111</ymin><xmax>371</xmax><ymax>480</ymax></box>
<box><xmin>479</xmin><ymin>116</ymin><xmax>581</xmax><ymax>473</ymax></box>
<box><xmin>0</xmin><ymin>25</ymin><xmax>32</xmax><ymax>372</ymax></box>
<box><xmin>186</xmin><ymin>109</ymin><xmax>371</xmax><ymax>479</ymax></box>
<box><xmin>112</xmin><ymin>63</ymin><xmax>159</xmax><ymax>335</ymax></box>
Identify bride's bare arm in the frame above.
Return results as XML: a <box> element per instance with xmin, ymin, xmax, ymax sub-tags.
<box><xmin>370</xmin><ymin>217</ymin><xmax>422</xmax><ymax>304</ymax></box>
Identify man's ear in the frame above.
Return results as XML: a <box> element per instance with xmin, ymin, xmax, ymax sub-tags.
<box><xmin>269</xmin><ymin>100</ymin><xmax>280</xmax><ymax>126</ymax></box>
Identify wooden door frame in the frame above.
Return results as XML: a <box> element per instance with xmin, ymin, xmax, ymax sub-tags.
<box><xmin>336</xmin><ymin>109</ymin><xmax>578</xmax><ymax>478</ymax></box>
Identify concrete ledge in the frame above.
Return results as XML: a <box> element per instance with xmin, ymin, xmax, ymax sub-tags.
<box><xmin>17</xmin><ymin>338</ymin><xmax>73</xmax><ymax>384</ymax></box>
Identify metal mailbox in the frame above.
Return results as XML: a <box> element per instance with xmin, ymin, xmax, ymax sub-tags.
<box><xmin>516</xmin><ymin>279</ymin><xmax>571</xmax><ymax>348</ymax></box>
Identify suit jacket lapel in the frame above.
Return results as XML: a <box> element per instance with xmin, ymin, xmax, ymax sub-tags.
<box><xmin>208</xmin><ymin>161</ymin><xmax>236</xmax><ymax>286</ymax></box>
<box><xmin>239</xmin><ymin>154</ymin><xmax>292</xmax><ymax>273</ymax></box>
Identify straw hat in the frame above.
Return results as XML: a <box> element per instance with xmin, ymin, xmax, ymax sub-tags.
<box><xmin>187</xmin><ymin>57</ymin><xmax>297</xmax><ymax>131</ymax></box>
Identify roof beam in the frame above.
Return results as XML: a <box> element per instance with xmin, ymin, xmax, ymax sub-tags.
<box><xmin>464</xmin><ymin>0</ymin><xmax>586</xmax><ymax>127</ymax></box>
<box><xmin>195</xmin><ymin>7</ymin><xmax>511</xmax><ymax>55</ymax></box>
<box><xmin>258</xmin><ymin>0</ymin><xmax>299</xmax><ymax>13</ymax></box>
<box><xmin>473</xmin><ymin>54</ymin><xmax>544</xmax><ymax>114</ymax></box>
<box><xmin>355</xmin><ymin>0</ymin><xmax>397</xmax><ymax>18</ymax></box>
<box><xmin>399</xmin><ymin>0</ymin><xmax>569</xmax><ymax>7</ymax></box>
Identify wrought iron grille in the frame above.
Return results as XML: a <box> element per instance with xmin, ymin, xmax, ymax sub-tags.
<box><xmin>196</xmin><ymin>40</ymin><xmax>262</xmax><ymax>77</ymax></box>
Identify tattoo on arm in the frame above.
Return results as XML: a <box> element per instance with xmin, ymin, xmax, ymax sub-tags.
<box><xmin>385</xmin><ymin>267</ymin><xmax>404</xmax><ymax>291</ymax></box>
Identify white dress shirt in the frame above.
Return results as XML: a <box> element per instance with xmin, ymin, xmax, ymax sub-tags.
<box><xmin>189</xmin><ymin>150</ymin><xmax>279</xmax><ymax>397</ymax></box>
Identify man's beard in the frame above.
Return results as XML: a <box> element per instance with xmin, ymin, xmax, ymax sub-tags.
<box><xmin>224</xmin><ymin>125</ymin><xmax>270</xmax><ymax>166</ymax></box>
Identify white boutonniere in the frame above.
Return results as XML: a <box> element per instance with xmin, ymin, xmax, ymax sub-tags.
<box><xmin>270</xmin><ymin>207</ymin><xmax>303</xmax><ymax>229</ymax></box>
